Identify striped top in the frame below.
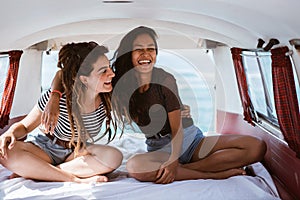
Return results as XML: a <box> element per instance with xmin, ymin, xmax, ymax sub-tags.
<box><xmin>38</xmin><ymin>90</ymin><xmax>106</xmax><ymax>141</ymax></box>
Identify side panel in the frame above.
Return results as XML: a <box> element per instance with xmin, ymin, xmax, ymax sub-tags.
<box><xmin>217</xmin><ymin>110</ymin><xmax>300</xmax><ymax>200</ymax></box>
<box><xmin>213</xmin><ymin>46</ymin><xmax>243</xmax><ymax>114</ymax></box>
<box><xmin>0</xmin><ymin>115</ymin><xmax>26</xmax><ymax>135</ymax></box>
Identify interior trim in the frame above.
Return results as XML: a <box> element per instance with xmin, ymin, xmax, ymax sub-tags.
<box><xmin>217</xmin><ymin>110</ymin><xmax>300</xmax><ymax>200</ymax></box>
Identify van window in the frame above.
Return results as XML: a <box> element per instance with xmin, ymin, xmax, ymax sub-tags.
<box><xmin>41</xmin><ymin>51</ymin><xmax>59</xmax><ymax>93</ymax></box>
<box><xmin>242</xmin><ymin>50</ymin><xmax>300</xmax><ymax>138</ymax></box>
<box><xmin>242</xmin><ymin>51</ymin><xmax>278</xmax><ymax>124</ymax></box>
<box><xmin>157</xmin><ymin>50</ymin><xmax>215</xmax><ymax>132</ymax></box>
<box><xmin>0</xmin><ymin>55</ymin><xmax>9</xmax><ymax>101</ymax></box>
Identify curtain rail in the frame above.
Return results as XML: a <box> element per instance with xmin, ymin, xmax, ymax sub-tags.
<box><xmin>240</xmin><ymin>50</ymin><xmax>293</xmax><ymax>57</ymax></box>
<box><xmin>0</xmin><ymin>52</ymin><xmax>10</xmax><ymax>58</ymax></box>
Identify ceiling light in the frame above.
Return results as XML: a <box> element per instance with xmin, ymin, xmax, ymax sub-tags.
<box><xmin>102</xmin><ymin>0</ymin><xmax>133</xmax><ymax>3</ymax></box>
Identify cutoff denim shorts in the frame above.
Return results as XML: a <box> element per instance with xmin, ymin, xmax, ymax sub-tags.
<box><xmin>25</xmin><ymin>130</ymin><xmax>73</xmax><ymax>165</ymax></box>
<box><xmin>146</xmin><ymin>125</ymin><xmax>204</xmax><ymax>164</ymax></box>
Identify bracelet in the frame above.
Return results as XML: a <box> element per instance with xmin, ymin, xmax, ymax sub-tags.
<box><xmin>51</xmin><ymin>90</ymin><xmax>62</xmax><ymax>98</ymax></box>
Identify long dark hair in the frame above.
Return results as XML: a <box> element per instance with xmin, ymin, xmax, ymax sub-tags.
<box><xmin>111</xmin><ymin>26</ymin><xmax>158</xmax><ymax>130</ymax></box>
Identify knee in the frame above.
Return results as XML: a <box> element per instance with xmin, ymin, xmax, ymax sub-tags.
<box><xmin>126</xmin><ymin>156</ymin><xmax>149</xmax><ymax>181</ymax></box>
<box><xmin>126</xmin><ymin>156</ymin><xmax>140</xmax><ymax>174</ymax></box>
<box><xmin>108</xmin><ymin>147</ymin><xmax>123</xmax><ymax>170</ymax></box>
<box><xmin>257</xmin><ymin>138</ymin><xmax>267</xmax><ymax>160</ymax></box>
<box><xmin>95</xmin><ymin>146</ymin><xmax>123</xmax><ymax>171</ymax></box>
<box><xmin>249</xmin><ymin>137</ymin><xmax>267</xmax><ymax>162</ymax></box>
<box><xmin>126</xmin><ymin>156</ymin><xmax>143</xmax><ymax>177</ymax></box>
<box><xmin>126</xmin><ymin>153</ymin><xmax>162</xmax><ymax>182</ymax></box>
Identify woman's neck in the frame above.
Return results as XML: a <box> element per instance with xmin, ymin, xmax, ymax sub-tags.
<box><xmin>136</xmin><ymin>71</ymin><xmax>152</xmax><ymax>93</ymax></box>
<box><xmin>81</xmin><ymin>92</ymin><xmax>101</xmax><ymax>113</ymax></box>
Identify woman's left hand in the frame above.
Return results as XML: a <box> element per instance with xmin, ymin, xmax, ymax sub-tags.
<box><xmin>181</xmin><ymin>104</ymin><xmax>191</xmax><ymax>118</ymax></box>
<box><xmin>155</xmin><ymin>159</ymin><xmax>179</xmax><ymax>184</ymax></box>
<box><xmin>41</xmin><ymin>92</ymin><xmax>60</xmax><ymax>134</ymax></box>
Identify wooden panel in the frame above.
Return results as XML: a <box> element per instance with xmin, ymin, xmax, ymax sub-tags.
<box><xmin>0</xmin><ymin>115</ymin><xmax>26</xmax><ymax>135</ymax></box>
<box><xmin>217</xmin><ymin>110</ymin><xmax>300</xmax><ymax>200</ymax></box>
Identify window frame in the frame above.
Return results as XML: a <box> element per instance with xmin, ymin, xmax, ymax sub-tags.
<box><xmin>240</xmin><ymin>50</ymin><xmax>300</xmax><ymax>140</ymax></box>
<box><xmin>241</xmin><ymin>51</ymin><xmax>279</xmax><ymax>124</ymax></box>
<box><xmin>241</xmin><ymin>49</ymin><xmax>300</xmax><ymax>140</ymax></box>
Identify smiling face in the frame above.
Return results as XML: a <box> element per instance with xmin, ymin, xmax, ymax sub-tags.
<box><xmin>131</xmin><ymin>33</ymin><xmax>157</xmax><ymax>74</ymax></box>
<box><xmin>81</xmin><ymin>55</ymin><xmax>115</xmax><ymax>94</ymax></box>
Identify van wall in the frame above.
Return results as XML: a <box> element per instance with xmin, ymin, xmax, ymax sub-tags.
<box><xmin>11</xmin><ymin>49</ymin><xmax>42</xmax><ymax>118</ymax></box>
<box><xmin>213</xmin><ymin>46</ymin><xmax>243</xmax><ymax>114</ymax></box>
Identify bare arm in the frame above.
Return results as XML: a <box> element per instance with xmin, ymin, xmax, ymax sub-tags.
<box><xmin>156</xmin><ymin>109</ymin><xmax>183</xmax><ymax>184</ymax></box>
<box><xmin>168</xmin><ymin>109</ymin><xmax>183</xmax><ymax>161</ymax></box>
<box><xmin>0</xmin><ymin>105</ymin><xmax>42</xmax><ymax>158</ymax></box>
<box><xmin>41</xmin><ymin>70</ymin><xmax>63</xmax><ymax>133</ymax></box>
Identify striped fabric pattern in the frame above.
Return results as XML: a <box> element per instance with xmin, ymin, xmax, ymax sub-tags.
<box><xmin>38</xmin><ymin>90</ymin><xmax>106</xmax><ymax>141</ymax></box>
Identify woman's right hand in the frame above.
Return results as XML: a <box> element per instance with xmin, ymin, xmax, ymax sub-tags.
<box><xmin>155</xmin><ymin>158</ymin><xmax>178</xmax><ymax>184</ymax></box>
<box><xmin>41</xmin><ymin>93</ymin><xmax>60</xmax><ymax>133</ymax></box>
<box><xmin>0</xmin><ymin>131</ymin><xmax>16</xmax><ymax>159</ymax></box>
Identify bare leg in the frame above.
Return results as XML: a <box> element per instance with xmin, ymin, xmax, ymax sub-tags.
<box><xmin>58</xmin><ymin>144</ymin><xmax>123</xmax><ymax>178</ymax></box>
<box><xmin>0</xmin><ymin>141</ymin><xmax>114</xmax><ymax>183</ymax></box>
<box><xmin>175</xmin><ymin>165</ymin><xmax>245</xmax><ymax>181</ymax></box>
<box><xmin>127</xmin><ymin>151</ymin><xmax>169</xmax><ymax>182</ymax></box>
<box><xmin>126</xmin><ymin>151</ymin><xmax>245</xmax><ymax>183</ymax></box>
<box><xmin>183</xmin><ymin>134</ymin><xmax>267</xmax><ymax>172</ymax></box>
<box><xmin>9</xmin><ymin>173</ymin><xmax>20</xmax><ymax>179</ymax></box>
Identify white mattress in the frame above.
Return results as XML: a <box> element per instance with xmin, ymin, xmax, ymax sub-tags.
<box><xmin>0</xmin><ymin>133</ymin><xmax>280</xmax><ymax>200</ymax></box>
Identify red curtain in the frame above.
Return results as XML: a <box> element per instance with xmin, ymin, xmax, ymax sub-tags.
<box><xmin>0</xmin><ymin>50</ymin><xmax>23</xmax><ymax>128</ymax></box>
<box><xmin>271</xmin><ymin>46</ymin><xmax>300</xmax><ymax>158</ymax></box>
<box><xmin>231</xmin><ymin>48</ymin><xmax>254</xmax><ymax>125</ymax></box>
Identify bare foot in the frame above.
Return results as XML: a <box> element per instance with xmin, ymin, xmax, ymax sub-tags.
<box><xmin>211</xmin><ymin>168</ymin><xmax>246</xmax><ymax>179</ymax></box>
<box><xmin>9</xmin><ymin>173</ymin><xmax>21</xmax><ymax>179</ymax></box>
<box><xmin>75</xmin><ymin>175</ymin><xmax>108</xmax><ymax>184</ymax></box>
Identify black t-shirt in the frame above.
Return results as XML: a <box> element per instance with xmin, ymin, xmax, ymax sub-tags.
<box><xmin>129</xmin><ymin>67</ymin><xmax>193</xmax><ymax>138</ymax></box>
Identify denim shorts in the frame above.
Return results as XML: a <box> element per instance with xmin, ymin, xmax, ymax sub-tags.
<box><xmin>25</xmin><ymin>130</ymin><xmax>73</xmax><ymax>165</ymax></box>
<box><xmin>145</xmin><ymin>125</ymin><xmax>204</xmax><ymax>164</ymax></box>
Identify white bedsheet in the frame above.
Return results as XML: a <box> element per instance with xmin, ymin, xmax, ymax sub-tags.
<box><xmin>0</xmin><ymin>133</ymin><xmax>280</xmax><ymax>200</ymax></box>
